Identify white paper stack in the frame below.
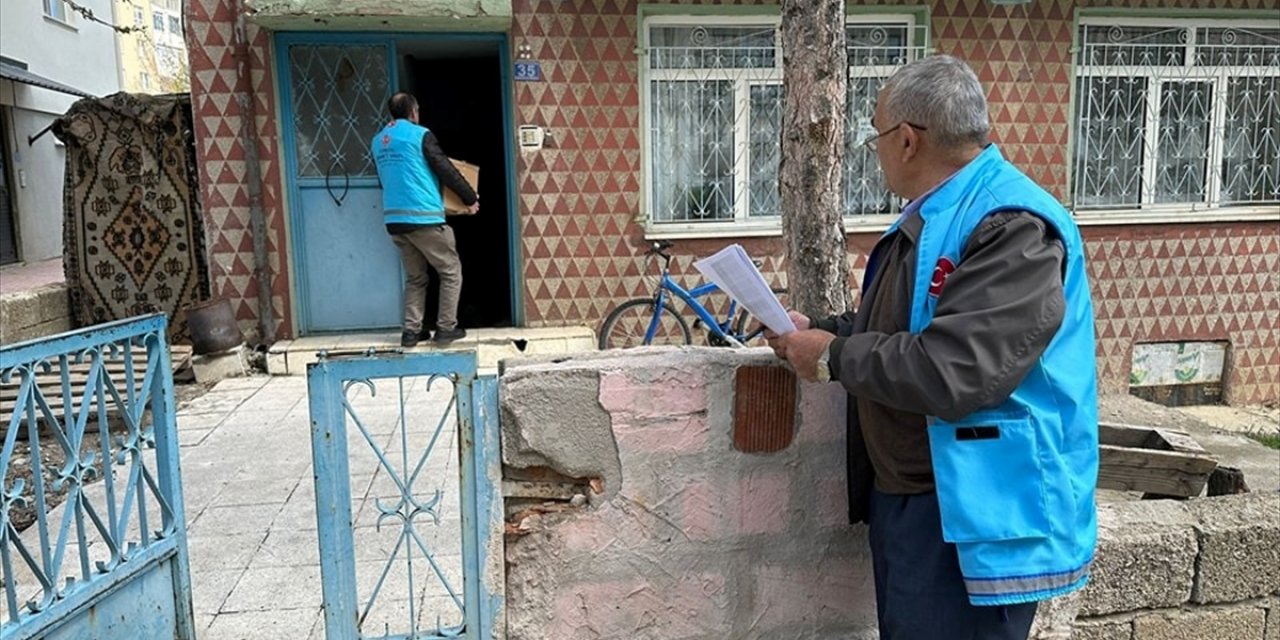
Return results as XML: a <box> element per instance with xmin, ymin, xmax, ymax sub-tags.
<box><xmin>693</xmin><ymin>244</ymin><xmax>796</xmax><ymax>336</ymax></box>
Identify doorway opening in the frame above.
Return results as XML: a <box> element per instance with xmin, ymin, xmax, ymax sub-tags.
<box><xmin>0</xmin><ymin>109</ymin><xmax>20</xmax><ymax>265</ymax></box>
<box><xmin>399</xmin><ymin>39</ymin><xmax>513</xmax><ymax>329</ymax></box>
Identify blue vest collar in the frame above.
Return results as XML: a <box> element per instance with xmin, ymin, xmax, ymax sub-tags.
<box><xmin>883</xmin><ymin>144</ymin><xmax>1005</xmax><ymax>237</ymax></box>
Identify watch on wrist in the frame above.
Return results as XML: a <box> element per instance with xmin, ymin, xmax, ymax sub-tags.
<box><xmin>816</xmin><ymin>348</ymin><xmax>832</xmax><ymax>383</ymax></box>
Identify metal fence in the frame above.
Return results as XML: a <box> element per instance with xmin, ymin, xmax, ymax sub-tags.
<box><xmin>1</xmin><ymin>314</ymin><xmax>194</xmax><ymax>640</ymax></box>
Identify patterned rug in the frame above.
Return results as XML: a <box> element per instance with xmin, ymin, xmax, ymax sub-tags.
<box><xmin>56</xmin><ymin>93</ymin><xmax>209</xmax><ymax>342</ymax></box>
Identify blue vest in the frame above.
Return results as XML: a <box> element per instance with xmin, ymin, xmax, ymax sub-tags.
<box><xmin>372</xmin><ymin>120</ymin><xmax>446</xmax><ymax>225</ymax></box>
<box><xmin>874</xmin><ymin>144</ymin><xmax>1099</xmax><ymax>606</ymax></box>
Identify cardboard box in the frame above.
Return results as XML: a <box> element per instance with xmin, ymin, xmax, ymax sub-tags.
<box><xmin>443</xmin><ymin>159</ymin><xmax>479</xmax><ymax>215</ymax></box>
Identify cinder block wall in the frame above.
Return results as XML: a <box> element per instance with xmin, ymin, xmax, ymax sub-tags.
<box><xmin>498</xmin><ymin>349</ymin><xmax>1280</xmax><ymax>640</ymax></box>
<box><xmin>500</xmin><ymin>348</ymin><xmax>878</xmax><ymax>640</ymax></box>
<box><xmin>1072</xmin><ymin>494</ymin><xmax>1280</xmax><ymax>640</ymax></box>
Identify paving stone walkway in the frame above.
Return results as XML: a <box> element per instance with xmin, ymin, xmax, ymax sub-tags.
<box><xmin>178</xmin><ymin>374</ymin><xmax>466</xmax><ymax>639</ymax></box>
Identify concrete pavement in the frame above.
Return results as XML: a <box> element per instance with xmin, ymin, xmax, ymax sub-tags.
<box><xmin>178</xmin><ymin>373</ymin><xmax>467</xmax><ymax>639</ymax></box>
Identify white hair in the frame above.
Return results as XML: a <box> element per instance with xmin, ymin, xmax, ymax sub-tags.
<box><xmin>880</xmin><ymin>55</ymin><xmax>990</xmax><ymax>149</ymax></box>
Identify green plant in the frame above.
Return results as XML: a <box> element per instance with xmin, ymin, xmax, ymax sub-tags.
<box><xmin>1246</xmin><ymin>432</ymin><xmax>1280</xmax><ymax>450</ymax></box>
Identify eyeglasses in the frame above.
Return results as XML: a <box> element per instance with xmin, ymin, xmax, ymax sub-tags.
<box><xmin>862</xmin><ymin>121</ymin><xmax>928</xmax><ymax>151</ymax></box>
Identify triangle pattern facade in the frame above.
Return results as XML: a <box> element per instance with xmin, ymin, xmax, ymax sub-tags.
<box><xmin>188</xmin><ymin>0</ymin><xmax>1280</xmax><ymax>402</ymax></box>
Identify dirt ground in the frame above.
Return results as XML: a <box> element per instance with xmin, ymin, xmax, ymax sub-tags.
<box><xmin>1173</xmin><ymin>404</ymin><xmax>1280</xmax><ymax>437</ymax></box>
<box><xmin>5</xmin><ymin>381</ymin><xmax>212</xmax><ymax>532</ymax></box>
<box><xmin>1099</xmin><ymin>393</ymin><xmax>1280</xmax><ymax>497</ymax></box>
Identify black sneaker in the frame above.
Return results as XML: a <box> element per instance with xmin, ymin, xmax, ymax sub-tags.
<box><xmin>401</xmin><ymin>331</ymin><xmax>420</xmax><ymax>348</ymax></box>
<box><xmin>432</xmin><ymin>327</ymin><xmax>466</xmax><ymax>344</ymax></box>
<box><xmin>417</xmin><ymin>328</ymin><xmax>432</xmax><ymax>341</ymax></box>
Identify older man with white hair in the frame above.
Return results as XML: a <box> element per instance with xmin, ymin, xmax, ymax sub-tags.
<box><xmin>769</xmin><ymin>55</ymin><xmax>1099</xmax><ymax>639</ymax></box>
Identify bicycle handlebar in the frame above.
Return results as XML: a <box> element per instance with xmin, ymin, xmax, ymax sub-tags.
<box><xmin>644</xmin><ymin>240</ymin><xmax>675</xmax><ymax>265</ymax></box>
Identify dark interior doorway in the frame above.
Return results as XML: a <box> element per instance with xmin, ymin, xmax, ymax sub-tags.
<box><xmin>0</xmin><ymin>110</ymin><xmax>20</xmax><ymax>265</ymax></box>
<box><xmin>400</xmin><ymin>42</ymin><xmax>513</xmax><ymax>329</ymax></box>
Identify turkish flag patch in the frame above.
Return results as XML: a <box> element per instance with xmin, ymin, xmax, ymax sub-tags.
<box><xmin>928</xmin><ymin>257</ymin><xmax>957</xmax><ymax>297</ymax></box>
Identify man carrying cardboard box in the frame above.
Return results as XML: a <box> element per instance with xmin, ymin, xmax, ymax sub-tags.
<box><xmin>372</xmin><ymin>92</ymin><xmax>478</xmax><ymax>347</ymax></box>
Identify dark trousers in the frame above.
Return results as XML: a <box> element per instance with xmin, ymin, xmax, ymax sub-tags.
<box><xmin>868</xmin><ymin>489</ymin><xmax>1038</xmax><ymax>640</ymax></box>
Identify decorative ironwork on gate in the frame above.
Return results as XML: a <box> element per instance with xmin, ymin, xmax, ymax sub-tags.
<box><xmin>0</xmin><ymin>315</ymin><xmax>194</xmax><ymax>640</ymax></box>
<box><xmin>307</xmin><ymin>351</ymin><xmax>502</xmax><ymax>640</ymax></box>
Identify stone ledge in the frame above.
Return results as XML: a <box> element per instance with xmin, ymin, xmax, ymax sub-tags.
<box><xmin>1189</xmin><ymin>493</ymin><xmax>1280</xmax><ymax>604</ymax></box>
<box><xmin>244</xmin><ymin>0</ymin><xmax>512</xmax><ymax>31</ymax></box>
<box><xmin>1073</xmin><ymin>617</ymin><xmax>1135</xmax><ymax>640</ymax></box>
<box><xmin>1080</xmin><ymin>500</ymin><xmax>1199</xmax><ymax>616</ymax></box>
<box><xmin>0</xmin><ymin>283</ymin><xmax>71</xmax><ymax>344</ymax></box>
<box><xmin>1132</xmin><ymin>603</ymin><xmax>1267</xmax><ymax>640</ymax></box>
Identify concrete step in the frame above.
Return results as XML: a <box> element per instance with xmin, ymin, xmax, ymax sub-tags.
<box><xmin>0</xmin><ymin>283</ymin><xmax>71</xmax><ymax>345</ymax></box>
<box><xmin>265</xmin><ymin>326</ymin><xmax>597</xmax><ymax>376</ymax></box>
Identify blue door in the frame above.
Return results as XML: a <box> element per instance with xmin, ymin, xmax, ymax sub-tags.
<box><xmin>280</xmin><ymin>40</ymin><xmax>403</xmax><ymax>333</ymax></box>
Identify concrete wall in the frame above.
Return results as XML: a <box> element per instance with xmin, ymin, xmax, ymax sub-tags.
<box><xmin>499</xmin><ymin>348</ymin><xmax>1280</xmax><ymax>640</ymax></box>
<box><xmin>501</xmin><ymin>348</ymin><xmax>877</xmax><ymax>640</ymax></box>
<box><xmin>244</xmin><ymin>0</ymin><xmax>512</xmax><ymax>30</ymax></box>
<box><xmin>0</xmin><ymin>0</ymin><xmax>121</xmax><ymax>264</ymax></box>
<box><xmin>0</xmin><ymin>284</ymin><xmax>72</xmax><ymax>344</ymax></box>
<box><xmin>1070</xmin><ymin>494</ymin><xmax>1280</xmax><ymax>640</ymax></box>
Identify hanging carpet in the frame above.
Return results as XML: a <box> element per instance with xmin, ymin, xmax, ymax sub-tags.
<box><xmin>55</xmin><ymin>92</ymin><xmax>209</xmax><ymax>342</ymax></box>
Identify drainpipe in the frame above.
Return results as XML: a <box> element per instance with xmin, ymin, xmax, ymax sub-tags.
<box><xmin>230</xmin><ymin>0</ymin><xmax>276</xmax><ymax>344</ymax></box>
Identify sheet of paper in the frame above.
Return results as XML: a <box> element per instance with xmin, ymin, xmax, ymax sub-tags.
<box><xmin>693</xmin><ymin>244</ymin><xmax>797</xmax><ymax>336</ymax></box>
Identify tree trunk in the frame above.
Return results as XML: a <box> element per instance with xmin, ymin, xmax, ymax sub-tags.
<box><xmin>780</xmin><ymin>0</ymin><xmax>850</xmax><ymax>318</ymax></box>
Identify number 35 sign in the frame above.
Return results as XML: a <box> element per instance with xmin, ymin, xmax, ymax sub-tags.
<box><xmin>514</xmin><ymin>61</ymin><xmax>543</xmax><ymax>82</ymax></box>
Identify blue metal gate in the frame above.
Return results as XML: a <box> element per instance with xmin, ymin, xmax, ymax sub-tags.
<box><xmin>307</xmin><ymin>350</ymin><xmax>503</xmax><ymax>639</ymax></box>
<box><xmin>1</xmin><ymin>315</ymin><xmax>194</xmax><ymax>640</ymax></box>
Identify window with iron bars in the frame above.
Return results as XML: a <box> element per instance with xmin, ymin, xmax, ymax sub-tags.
<box><xmin>1072</xmin><ymin>19</ymin><xmax>1280</xmax><ymax>212</ymax></box>
<box><xmin>642</xmin><ymin>16</ymin><xmax>930</xmax><ymax>228</ymax></box>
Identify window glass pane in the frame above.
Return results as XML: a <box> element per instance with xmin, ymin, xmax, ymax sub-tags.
<box><xmin>1195</xmin><ymin>27</ymin><xmax>1280</xmax><ymax>67</ymax></box>
<box><xmin>650</xmin><ymin>80</ymin><xmax>735</xmax><ymax>222</ymax></box>
<box><xmin>1079</xmin><ymin>25</ymin><xmax>1187</xmax><ymax>67</ymax></box>
<box><xmin>748</xmin><ymin>85</ymin><xmax>783</xmax><ymax>218</ymax></box>
<box><xmin>846</xmin><ymin>25</ymin><xmax>910</xmax><ymax>67</ymax></box>
<box><xmin>1221</xmin><ymin>76</ymin><xmax>1280</xmax><ymax>203</ymax></box>
<box><xmin>134</xmin><ymin>7</ymin><xmax>143</xmax><ymax>25</ymax></box>
<box><xmin>1154</xmin><ymin>81</ymin><xmax>1212</xmax><ymax>203</ymax></box>
<box><xmin>1072</xmin><ymin>76</ymin><xmax>1147</xmax><ymax>207</ymax></box>
<box><xmin>169</xmin><ymin>15</ymin><xmax>181</xmax><ymax>34</ymax></box>
<box><xmin>44</xmin><ymin>0</ymin><xmax>65</xmax><ymax>20</ymax></box>
<box><xmin>649</xmin><ymin>25</ymin><xmax>777</xmax><ymax>70</ymax></box>
<box><xmin>153</xmin><ymin>12</ymin><xmax>164</xmax><ymax>31</ymax></box>
<box><xmin>844</xmin><ymin>76</ymin><xmax>894</xmax><ymax>214</ymax></box>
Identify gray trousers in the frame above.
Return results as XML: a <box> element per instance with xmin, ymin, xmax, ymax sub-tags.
<box><xmin>392</xmin><ymin>225</ymin><xmax>461</xmax><ymax>333</ymax></box>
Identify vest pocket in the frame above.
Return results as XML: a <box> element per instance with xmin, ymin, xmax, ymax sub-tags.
<box><xmin>928</xmin><ymin>411</ymin><xmax>1051</xmax><ymax>543</ymax></box>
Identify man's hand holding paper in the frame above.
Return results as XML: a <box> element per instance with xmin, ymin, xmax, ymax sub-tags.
<box><xmin>692</xmin><ymin>245</ymin><xmax>796</xmax><ymax>337</ymax></box>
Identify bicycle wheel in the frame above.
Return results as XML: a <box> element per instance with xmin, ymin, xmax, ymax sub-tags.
<box><xmin>732</xmin><ymin>288</ymin><xmax>790</xmax><ymax>344</ymax></box>
<box><xmin>599</xmin><ymin>299</ymin><xmax>693</xmax><ymax>350</ymax></box>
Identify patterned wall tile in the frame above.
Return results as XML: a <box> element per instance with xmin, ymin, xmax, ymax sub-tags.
<box><xmin>188</xmin><ymin>0</ymin><xmax>1279</xmax><ymax>402</ymax></box>
<box><xmin>1084</xmin><ymin>224</ymin><xmax>1279</xmax><ymax>404</ymax></box>
<box><xmin>188</xmin><ymin>0</ymin><xmax>291</xmax><ymax>342</ymax></box>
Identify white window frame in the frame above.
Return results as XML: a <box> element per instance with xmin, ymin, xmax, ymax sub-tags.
<box><xmin>43</xmin><ymin>0</ymin><xmax>69</xmax><ymax>24</ymax></box>
<box><xmin>1071</xmin><ymin>15</ymin><xmax>1280</xmax><ymax>225</ymax></box>
<box><xmin>640</xmin><ymin>12</ymin><xmax>927</xmax><ymax>239</ymax></box>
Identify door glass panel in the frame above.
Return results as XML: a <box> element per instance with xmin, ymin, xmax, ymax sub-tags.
<box><xmin>288</xmin><ymin>44</ymin><xmax>392</xmax><ymax>178</ymax></box>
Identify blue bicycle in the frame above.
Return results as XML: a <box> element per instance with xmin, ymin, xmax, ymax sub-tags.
<box><xmin>598</xmin><ymin>240</ymin><xmax>788</xmax><ymax>350</ymax></box>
